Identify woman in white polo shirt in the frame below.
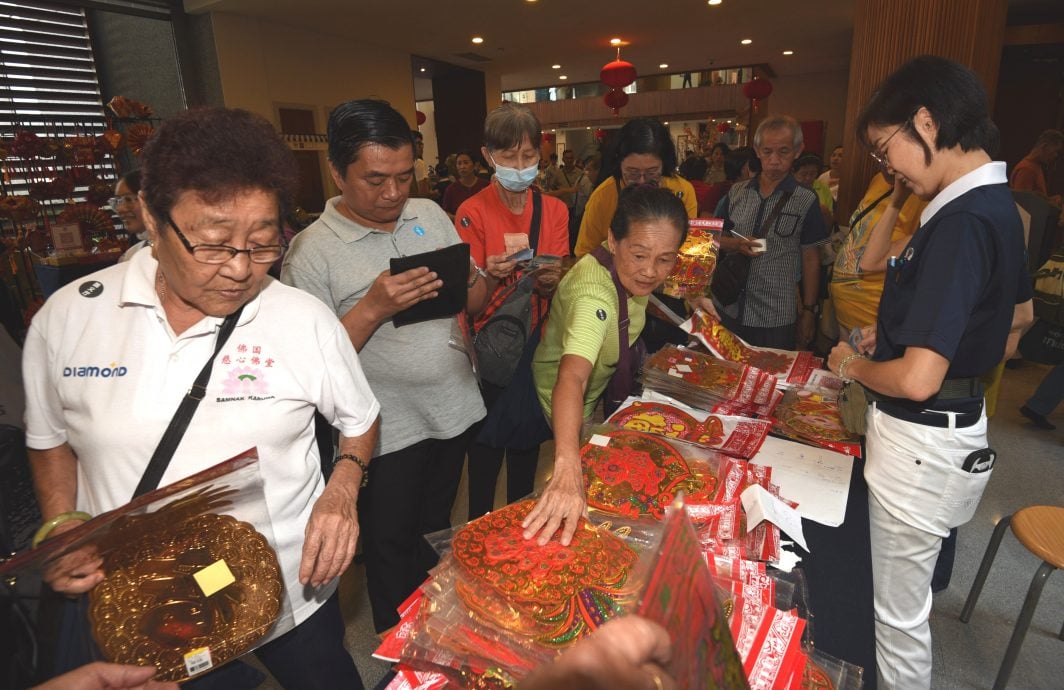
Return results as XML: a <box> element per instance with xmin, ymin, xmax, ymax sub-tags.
<box><xmin>23</xmin><ymin>108</ymin><xmax>380</xmax><ymax>689</ymax></box>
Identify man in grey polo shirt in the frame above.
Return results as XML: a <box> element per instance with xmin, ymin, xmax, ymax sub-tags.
<box><xmin>281</xmin><ymin>99</ymin><xmax>486</xmax><ymax>633</ymax></box>
<box><xmin>714</xmin><ymin>115</ymin><xmax>828</xmax><ymax>350</ymax></box>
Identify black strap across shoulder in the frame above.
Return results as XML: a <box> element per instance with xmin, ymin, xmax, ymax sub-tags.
<box><xmin>753</xmin><ymin>190</ymin><xmax>794</xmax><ymax>240</ymax></box>
<box><xmin>529</xmin><ymin>189</ymin><xmax>542</xmax><ymax>253</ymax></box>
<box><xmin>132</xmin><ymin>305</ymin><xmax>244</xmax><ymax>499</ymax></box>
<box><xmin>589</xmin><ymin>246</ymin><xmax>636</xmax><ymax>409</ymax></box>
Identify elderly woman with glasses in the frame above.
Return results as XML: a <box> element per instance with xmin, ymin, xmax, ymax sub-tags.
<box><xmin>826</xmin><ymin>56</ymin><xmax>1033</xmax><ymax>690</ymax></box>
<box><xmin>573</xmin><ymin>118</ymin><xmax>698</xmax><ymax>258</ymax></box>
<box><xmin>110</xmin><ymin>170</ymin><xmax>148</xmax><ymax>263</ymax></box>
<box><xmin>23</xmin><ymin>107</ymin><xmax>381</xmax><ymax>689</ymax></box>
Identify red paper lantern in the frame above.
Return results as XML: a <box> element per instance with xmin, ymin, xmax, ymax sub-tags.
<box><xmin>415</xmin><ymin>110</ymin><xmax>427</xmax><ymax>126</ymax></box>
<box><xmin>604</xmin><ymin>89</ymin><xmax>630</xmax><ymax>114</ymax></box>
<box><xmin>741</xmin><ymin>77</ymin><xmax>773</xmax><ymax>101</ymax></box>
<box><xmin>717</xmin><ymin>122</ymin><xmax>730</xmax><ymax>134</ymax></box>
<box><xmin>600</xmin><ymin>59</ymin><xmax>637</xmax><ymax>89</ymax></box>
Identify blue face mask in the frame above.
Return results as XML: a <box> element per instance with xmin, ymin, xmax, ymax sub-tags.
<box><xmin>490</xmin><ymin>153</ymin><xmax>539</xmax><ymax>192</ymax></box>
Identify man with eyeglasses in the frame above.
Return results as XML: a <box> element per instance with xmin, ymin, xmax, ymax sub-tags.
<box><xmin>714</xmin><ymin>114</ymin><xmax>828</xmax><ymax>349</ymax></box>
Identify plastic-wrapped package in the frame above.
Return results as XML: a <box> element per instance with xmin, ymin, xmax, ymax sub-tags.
<box><xmin>0</xmin><ymin>449</ymin><xmax>293</xmax><ymax>683</ymax></box>
<box><xmin>772</xmin><ymin>387</ymin><xmax>862</xmax><ymax>457</ymax></box>
<box><xmin>682</xmin><ymin>310</ymin><xmax>826</xmax><ymax>388</ymax></box>
<box><xmin>608</xmin><ymin>392</ymin><xmax>773</xmax><ymax>459</ymax></box>
<box><xmin>643</xmin><ymin>345</ymin><xmax>778</xmax><ymax>410</ymax></box>
<box><xmin>580</xmin><ymin>424</ymin><xmax>747</xmax><ymax>541</ymax></box>
<box><xmin>661</xmin><ymin>219</ymin><xmax>722</xmax><ymax>298</ymax></box>
<box><xmin>789</xmin><ymin>647</ymin><xmax>864</xmax><ymax>690</ymax></box>
<box><xmin>636</xmin><ymin>497</ymin><xmax>749</xmax><ymax>690</ymax></box>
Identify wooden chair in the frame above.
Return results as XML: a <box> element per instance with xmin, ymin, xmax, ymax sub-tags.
<box><xmin>960</xmin><ymin>506</ymin><xmax>1064</xmax><ymax>690</ymax></box>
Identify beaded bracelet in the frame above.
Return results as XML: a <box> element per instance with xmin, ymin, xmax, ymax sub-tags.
<box><xmin>334</xmin><ymin>453</ymin><xmax>370</xmax><ymax>488</ymax></box>
<box><xmin>32</xmin><ymin>510</ymin><xmax>92</xmax><ymax>549</ymax></box>
<box><xmin>837</xmin><ymin>352</ymin><xmax>866</xmax><ymax>381</ymax></box>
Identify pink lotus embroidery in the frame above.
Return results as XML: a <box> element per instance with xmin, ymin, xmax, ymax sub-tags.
<box><xmin>221</xmin><ymin>366</ymin><xmax>268</xmax><ymax>396</ymax></box>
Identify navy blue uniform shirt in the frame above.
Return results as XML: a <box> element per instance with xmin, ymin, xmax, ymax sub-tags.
<box><xmin>874</xmin><ymin>166</ymin><xmax>1030</xmax><ymax>387</ymax></box>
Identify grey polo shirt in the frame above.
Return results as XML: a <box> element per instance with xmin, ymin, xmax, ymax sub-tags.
<box><xmin>281</xmin><ymin>197</ymin><xmax>485</xmax><ymax>457</ymax></box>
<box><xmin>716</xmin><ymin>175</ymin><xmax>828</xmax><ymax>328</ymax></box>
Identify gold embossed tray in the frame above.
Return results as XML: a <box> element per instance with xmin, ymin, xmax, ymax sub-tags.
<box><xmin>88</xmin><ymin>512</ymin><xmax>282</xmax><ymax>682</ymax></box>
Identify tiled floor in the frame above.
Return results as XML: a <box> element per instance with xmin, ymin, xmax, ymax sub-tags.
<box><xmin>258</xmin><ymin>362</ymin><xmax>1064</xmax><ymax>689</ymax></box>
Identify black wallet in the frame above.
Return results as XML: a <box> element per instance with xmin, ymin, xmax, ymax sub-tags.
<box><xmin>389</xmin><ymin>243</ymin><xmax>470</xmax><ymax>327</ymax></box>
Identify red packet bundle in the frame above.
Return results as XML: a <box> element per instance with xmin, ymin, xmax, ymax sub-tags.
<box><xmin>661</xmin><ymin>218</ymin><xmax>722</xmax><ymax>298</ymax></box>
<box><xmin>643</xmin><ymin>345</ymin><xmax>777</xmax><ymax>411</ymax></box>
<box><xmin>772</xmin><ymin>387</ymin><xmax>862</xmax><ymax>458</ymax></box>
<box><xmin>637</xmin><ymin>497</ymin><xmax>749</xmax><ymax>690</ymax></box>
<box><xmin>683</xmin><ymin>310</ymin><xmax>824</xmax><ymax>388</ymax></box>
<box><xmin>741</xmin><ymin>607</ymin><xmax>808</xmax><ymax>689</ymax></box>
<box><xmin>580</xmin><ymin>425</ymin><xmax>747</xmax><ymax>540</ymax></box>
<box><xmin>710</xmin><ymin>387</ymin><xmax>785</xmax><ymax>419</ymax></box>
<box><xmin>608</xmin><ymin>393</ymin><xmax>773</xmax><ymax>459</ymax></box>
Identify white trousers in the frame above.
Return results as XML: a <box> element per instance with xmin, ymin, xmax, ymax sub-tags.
<box><xmin>864</xmin><ymin>403</ymin><xmax>991</xmax><ymax>690</ymax></box>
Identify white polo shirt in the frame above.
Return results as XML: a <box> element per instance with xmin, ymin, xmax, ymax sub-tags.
<box><xmin>23</xmin><ymin>248</ymin><xmax>380</xmax><ymax>624</ymax></box>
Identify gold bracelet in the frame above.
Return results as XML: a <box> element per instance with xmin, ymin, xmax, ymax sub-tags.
<box><xmin>334</xmin><ymin>453</ymin><xmax>369</xmax><ymax>488</ymax></box>
<box><xmin>837</xmin><ymin>352</ymin><xmax>866</xmax><ymax>381</ymax></box>
<box><xmin>32</xmin><ymin>511</ymin><xmax>92</xmax><ymax>549</ymax></box>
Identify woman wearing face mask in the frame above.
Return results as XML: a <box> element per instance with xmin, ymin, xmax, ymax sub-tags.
<box><xmin>573</xmin><ymin>119</ymin><xmax>697</xmax><ymax>258</ymax></box>
<box><xmin>454</xmin><ymin>102</ymin><xmax>571</xmax><ymax>521</ymax></box>
<box><xmin>524</xmin><ymin>187</ymin><xmax>689</xmax><ymax>546</ymax></box>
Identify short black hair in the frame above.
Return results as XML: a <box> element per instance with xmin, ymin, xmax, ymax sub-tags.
<box><xmin>711</xmin><ymin>142</ymin><xmax>730</xmax><ymax>157</ymax></box>
<box><xmin>603</xmin><ymin>118</ymin><xmax>678</xmax><ymax>183</ymax></box>
<box><xmin>793</xmin><ymin>153</ymin><xmax>822</xmax><ymax>172</ymax></box>
<box><xmin>118</xmin><ymin>169</ymin><xmax>141</xmax><ymax>193</ymax></box>
<box><xmin>327</xmin><ymin>99</ymin><xmax>413</xmax><ymax>173</ymax></box>
<box><xmin>857</xmin><ymin>55</ymin><xmax>999</xmax><ymax>162</ymax></box>
<box><xmin>610</xmin><ymin>185</ymin><xmax>688</xmax><ymax>246</ymax></box>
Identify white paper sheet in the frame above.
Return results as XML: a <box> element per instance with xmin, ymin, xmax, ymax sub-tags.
<box><xmin>741</xmin><ymin>484</ymin><xmax>809</xmax><ymax>551</ymax></box>
<box><xmin>749</xmin><ymin>436</ymin><xmax>853</xmax><ymax>527</ymax></box>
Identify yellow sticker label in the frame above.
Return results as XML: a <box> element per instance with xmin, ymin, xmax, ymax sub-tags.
<box><xmin>193</xmin><ymin>559</ymin><xmax>236</xmax><ymax>597</ymax></box>
<box><xmin>184</xmin><ymin>646</ymin><xmax>213</xmax><ymax>676</ymax></box>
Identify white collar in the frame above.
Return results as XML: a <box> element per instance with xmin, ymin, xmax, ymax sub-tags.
<box><xmin>119</xmin><ymin>244</ymin><xmax>261</xmax><ymax>333</ymax></box>
<box><xmin>919</xmin><ymin>161</ymin><xmax>1006</xmax><ymax>226</ymax></box>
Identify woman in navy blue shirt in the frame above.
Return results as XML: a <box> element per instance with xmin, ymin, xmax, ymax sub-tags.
<box><xmin>827</xmin><ymin>56</ymin><xmax>1033</xmax><ymax>690</ymax></box>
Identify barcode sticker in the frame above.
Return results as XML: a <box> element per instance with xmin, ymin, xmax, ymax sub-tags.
<box><xmin>184</xmin><ymin>647</ymin><xmax>213</xmax><ymax>676</ymax></box>
<box><xmin>668</xmin><ymin>368</ymin><xmax>682</xmax><ymax>378</ymax></box>
<box><xmin>589</xmin><ymin>434</ymin><xmax>611</xmax><ymax>447</ymax></box>
<box><xmin>675</xmin><ymin>364</ymin><xmax>692</xmax><ymax>373</ymax></box>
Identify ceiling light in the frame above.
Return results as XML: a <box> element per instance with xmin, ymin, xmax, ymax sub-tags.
<box><xmin>586</xmin><ymin>126</ymin><xmax>591</xmax><ymax>130</ymax></box>
<box><xmin>559</xmin><ymin>75</ymin><xmax>568</xmax><ymax>80</ymax></box>
<box><xmin>659</xmin><ymin>63</ymin><xmax>669</xmax><ymax>69</ymax></box>
<box><xmin>419</xmin><ymin>67</ymin><xmax>426</xmax><ymax>72</ymax></box>
<box><xmin>708</xmin><ymin>0</ymin><xmax>722</xmax><ymax>5</ymax></box>
<box><xmin>471</xmin><ymin>36</ymin><xmax>484</xmax><ymax>44</ymax></box>
<box><xmin>551</xmin><ymin>129</ymin><xmax>556</xmax><ymax>132</ymax></box>
<box><xmin>664</xmin><ymin>121</ymin><xmax>669</xmax><ymax>125</ymax></box>
<box><xmin>782</xmin><ymin>50</ymin><xmax>794</xmax><ymax>56</ymax></box>
<box><xmin>740</xmin><ymin>39</ymin><xmax>752</xmax><ymax>45</ymax></box>
<box><xmin>610</xmin><ymin>38</ymin><xmax>622</xmax><ymax>46</ymax></box>
<box><xmin>551</xmin><ymin>64</ymin><xmax>561</xmax><ymax>69</ymax></box>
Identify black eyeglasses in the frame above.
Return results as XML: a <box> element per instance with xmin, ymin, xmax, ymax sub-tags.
<box><xmin>165</xmin><ymin>214</ymin><xmax>286</xmax><ymax>265</ymax></box>
<box><xmin>869</xmin><ymin>109</ymin><xmax>919</xmax><ymax>168</ymax></box>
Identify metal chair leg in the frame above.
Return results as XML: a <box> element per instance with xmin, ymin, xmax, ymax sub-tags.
<box><xmin>1059</xmin><ymin>617</ymin><xmax>1064</xmax><ymax>642</ymax></box>
<box><xmin>992</xmin><ymin>561</ymin><xmax>1057</xmax><ymax>690</ymax></box>
<box><xmin>961</xmin><ymin>515</ymin><xmax>1012</xmax><ymax>623</ymax></box>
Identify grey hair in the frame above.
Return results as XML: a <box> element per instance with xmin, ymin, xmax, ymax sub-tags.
<box><xmin>753</xmin><ymin>115</ymin><xmax>803</xmax><ymax>149</ymax></box>
<box><xmin>483</xmin><ymin>102</ymin><xmax>542</xmax><ymax>152</ymax></box>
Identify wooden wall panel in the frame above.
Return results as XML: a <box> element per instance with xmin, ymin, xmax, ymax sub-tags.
<box><xmin>836</xmin><ymin>0</ymin><xmax>1008</xmax><ymax>221</ymax></box>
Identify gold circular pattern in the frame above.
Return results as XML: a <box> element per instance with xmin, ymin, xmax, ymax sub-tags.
<box><xmin>89</xmin><ymin>513</ymin><xmax>282</xmax><ymax>682</ymax></box>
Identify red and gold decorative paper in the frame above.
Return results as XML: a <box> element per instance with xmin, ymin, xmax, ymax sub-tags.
<box><xmin>637</xmin><ymin>499</ymin><xmax>749</xmax><ymax>690</ymax></box>
<box><xmin>608</xmin><ymin>395</ymin><xmax>773</xmax><ymax>459</ymax></box>
<box><xmin>773</xmin><ymin>388</ymin><xmax>862</xmax><ymax>458</ymax></box>
<box><xmin>643</xmin><ymin>345</ymin><xmax>774</xmax><ymax>409</ymax></box>
<box><xmin>683</xmin><ymin>311</ymin><xmax>823</xmax><ymax>387</ymax></box>
<box><xmin>450</xmin><ymin>500</ymin><xmax>638</xmax><ymax>648</ymax></box>
<box><xmin>661</xmin><ymin>218</ymin><xmax>722</xmax><ymax>298</ymax></box>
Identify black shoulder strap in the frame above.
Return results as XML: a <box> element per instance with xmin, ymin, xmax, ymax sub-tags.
<box><xmin>589</xmin><ymin>245</ymin><xmax>631</xmax><ymax>387</ymax></box>
<box><xmin>132</xmin><ymin>305</ymin><xmax>244</xmax><ymax>499</ymax></box>
<box><xmin>850</xmin><ymin>188</ymin><xmax>894</xmax><ymax>229</ymax></box>
<box><xmin>529</xmin><ymin>189</ymin><xmax>542</xmax><ymax>253</ymax></box>
<box><xmin>755</xmin><ymin>190</ymin><xmax>794</xmax><ymax>239</ymax></box>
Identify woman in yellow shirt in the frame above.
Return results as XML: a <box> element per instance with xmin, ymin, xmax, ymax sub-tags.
<box><xmin>574</xmin><ymin>118</ymin><xmax>698</xmax><ymax>257</ymax></box>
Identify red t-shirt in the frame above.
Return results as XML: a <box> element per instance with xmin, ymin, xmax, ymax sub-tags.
<box><xmin>442</xmin><ymin>177</ymin><xmax>489</xmax><ymax>215</ymax></box>
<box><xmin>455</xmin><ymin>183</ymin><xmax>570</xmax><ymax>331</ymax></box>
<box><xmin>454</xmin><ymin>183</ymin><xmax>570</xmax><ymax>266</ymax></box>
